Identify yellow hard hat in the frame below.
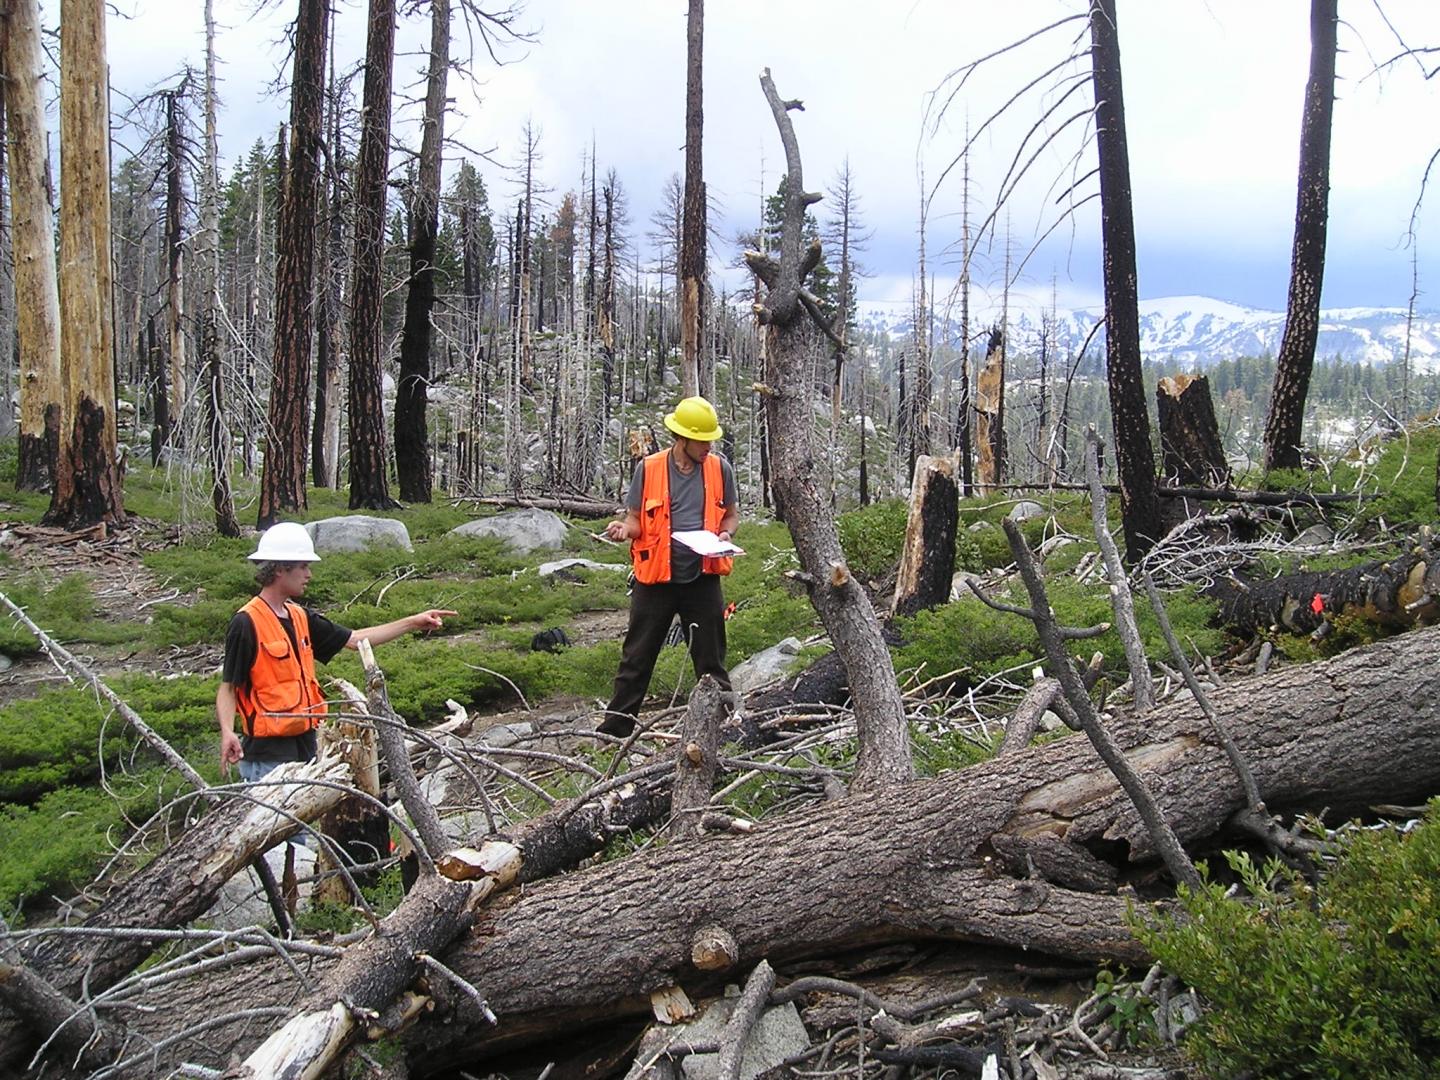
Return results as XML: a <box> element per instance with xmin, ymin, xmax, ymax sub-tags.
<box><xmin>664</xmin><ymin>396</ymin><xmax>723</xmax><ymax>442</ymax></box>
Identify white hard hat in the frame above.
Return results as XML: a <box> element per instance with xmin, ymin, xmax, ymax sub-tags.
<box><xmin>249</xmin><ymin>522</ymin><xmax>321</xmax><ymax>563</ymax></box>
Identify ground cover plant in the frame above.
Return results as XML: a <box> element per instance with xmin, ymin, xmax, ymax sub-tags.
<box><xmin>1137</xmin><ymin>802</ymin><xmax>1440</xmax><ymax>1078</ymax></box>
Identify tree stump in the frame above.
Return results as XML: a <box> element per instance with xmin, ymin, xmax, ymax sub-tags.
<box><xmin>1156</xmin><ymin>374</ymin><xmax>1230</xmax><ymax>489</ymax></box>
<box><xmin>892</xmin><ymin>453</ymin><xmax>960</xmax><ymax>619</ymax></box>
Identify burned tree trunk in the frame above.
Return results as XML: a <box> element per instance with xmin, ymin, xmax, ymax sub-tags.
<box><xmin>258</xmin><ymin>0</ymin><xmax>328</xmax><ymax>527</ymax></box>
<box><xmin>1206</xmin><ymin>536</ymin><xmax>1440</xmax><ymax>635</ymax></box>
<box><xmin>891</xmin><ymin>453</ymin><xmax>959</xmax><ymax>619</ymax></box>
<box><xmin>68</xmin><ymin>623</ymin><xmax>1440</xmax><ymax>1075</ymax></box>
<box><xmin>394</xmin><ymin>0</ymin><xmax>450</xmax><ymax>504</ymax></box>
<box><xmin>678</xmin><ymin>0</ymin><xmax>706</xmax><ymax>399</ymax></box>
<box><xmin>3</xmin><ymin>0</ymin><xmax>62</xmax><ymax>493</ymax></box>
<box><xmin>1089</xmin><ymin>0</ymin><xmax>1161</xmax><ymax>559</ymax></box>
<box><xmin>45</xmin><ymin>0</ymin><xmax>125</xmax><ymax>529</ymax></box>
<box><xmin>347</xmin><ymin>0</ymin><xmax>400</xmax><ymax>511</ymax></box>
<box><xmin>1262</xmin><ymin>0</ymin><xmax>1338</xmax><ymax>473</ymax></box>
<box><xmin>746</xmin><ymin>70</ymin><xmax>912</xmax><ymax>792</ymax></box>
<box><xmin>1156</xmin><ymin>373</ymin><xmax>1229</xmax><ymax>488</ymax></box>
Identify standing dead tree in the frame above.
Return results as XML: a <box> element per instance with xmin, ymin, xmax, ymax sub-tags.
<box><xmin>745</xmin><ymin>70</ymin><xmax>912</xmax><ymax>792</ymax></box>
<box><xmin>1263</xmin><ymin>0</ymin><xmax>1340</xmax><ymax>472</ymax></box>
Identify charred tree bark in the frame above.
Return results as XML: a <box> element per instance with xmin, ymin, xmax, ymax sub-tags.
<box><xmin>1089</xmin><ymin>0</ymin><xmax>1161</xmax><ymax>559</ymax></box>
<box><xmin>347</xmin><ymin>0</ymin><xmax>400</xmax><ymax>511</ymax></box>
<box><xmin>394</xmin><ymin>0</ymin><xmax>450</xmax><ymax>503</ymax></box>
<box><xmin>679</xmin><ymin>0</ymin><xmax>705</xmax><ymax>399</ymax></box>
<box><xmin>891</xmin><ymin>453</ymin><xmax>959</xmax><ymax>619</ymax></box>
<box><xmin>259</xmin><ymin>0</ymin><xmax>328</xmax><ymax>527</ymax></box>
<box><xmin>3</xmin><ymin>0</ymin><xmax>62</xmax><ymax>493</ymax></box>
<box><xmin>163</xmin><ymin>83</ymin><xmax>187</xmax><ymax>445</ymax></box>
<box><xmin>1205</xmin><ymin>536</ymin><xmax>1440</xmax><ymax>635</ymax></box>
<box><xmin>1262</xmin><ymin>0</ymin><xmax>1338</xmax><ymax>473</ymax></box>
<box><xmin>747</xmin><ymin>70</ymin><xmax>912</xmax><ymax>792</ymax></box>
<box><xmin>88</xmin><ymin>623</ymin><xmax>1440</xmax><ymax>1074</ymax></box>
<box><xmin>1156</xmin><ymin>374</ymin><xmax>1229</xmax><ymax>489</ymax></box>
<box><xmin>45</xmin><ymin>0</ymin><xmax>125</xmax><ymax>529</ymax></box>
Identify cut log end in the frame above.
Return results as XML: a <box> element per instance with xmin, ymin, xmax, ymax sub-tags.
<box><xmin>690</xmin><ymin>924</ymin><xmax>740</xmax><ymax>972</ymax></box>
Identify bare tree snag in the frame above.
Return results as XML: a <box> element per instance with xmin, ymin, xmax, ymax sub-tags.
<box><xmin>975</xmin><ymin>326</ymin><xmax>1004</xmax><ymax>492</ymax></box>
<box><xmin>1155</xmin><ymin>374</ymin><xmax>1229</xmax><ymax>489</ymax></box>
<box><xmin>670</xmin><ymin>675</ymin><xmax>723</xmax><ymax>841</ymax></box>
<box><xmin>2</xmin><ymin>0</ymin><xmax>62</xmax><ymax>492</ymax></box>
<box><xmin>1262</xmin><ymin>0</ymin><xmax>1338</xmax><ymax>472</ymax></box>
<box><xmin>679</xmin><ymin>0</ymin><xmax>706</xmax><ymax>399</ymax></box>
<box><xmin>1089</xmin><ymin>0</ymin><xmax>1161</xmax><ymax>559</ymax></box>
<box><xmin>46</xmin><ymin>0</ymin><xmax>125</xmax><ymax>529</ymax></box>
<box><xmin>395</xmin><ymin>0</ymin><xmax>451</xmax><ymax>504</ymax></box>
<box><xmin>892</xmin><ymin>453</ymin><xmax>960</xmax><ymax>619</ymax></box>
<box><xmin>1204</xmin><ymin>534</ymin><xmax>1440</xmax><ymax>635</ymax></box>
<box><xmin>93</xmin><ymin>622</ymin><xmax>1440</xmax><ymax>1073</ymax></box>
<box><xmin>750</xmin><ymin>68</ymin><xmax>912</xmax><ymax>792</ymax></box>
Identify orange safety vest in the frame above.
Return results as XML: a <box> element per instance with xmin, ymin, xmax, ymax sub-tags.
<box><xmin>233</xmin><ymin>596</ymin><xmax>328</xmax><ymax>739</ymax></box>
<box><xmin>631</xmin><ymin>449</ymin><xmax>733</xmax><ymax>585</ymax></box>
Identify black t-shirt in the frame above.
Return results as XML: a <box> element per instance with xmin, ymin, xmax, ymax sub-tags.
<box><xmin>223</xmin><ymin>606</ymin><xmax>351</xmax><ymax>763</ymax></box>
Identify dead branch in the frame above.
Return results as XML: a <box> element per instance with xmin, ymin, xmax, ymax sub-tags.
<box><xmin>1085</xmin><ymin>430</ymin><xmax>1155</xmax><ymax>711</ymax></box>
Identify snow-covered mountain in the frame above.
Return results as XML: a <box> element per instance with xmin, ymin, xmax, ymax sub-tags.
<box><xmin>861</xmin><ymin>295</ymin><xmax>1440</xmax><ymax>371</ymax></box>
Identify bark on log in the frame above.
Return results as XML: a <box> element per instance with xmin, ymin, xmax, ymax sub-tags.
<box><xmin>1156</xmin><ymin>374</ymin><xmax>1230</xmax><ymax>489</ymax></box>
<box><xmin>1205</xmin><ymin>536</ymin><xmax>1440</xmax><ymax>635</ymax></box>
<box><xmin>892</xmin><ymin>453</ymin><xmax>960</xmax><ymax>619</ymax></box>
<box><xmin>80</xmin><ymin>624</ymin><xmax>1440</xmax><ymax>1076</ymax></box>
<box><xmin>975</xmin><ymin>328</ymin><xmax>1004</xmax><ymax>493</ymax></box>
<box><xmin>670</xmin><ymin>676</ymin><xmax>723</xmax><ymax>841</ymax></box>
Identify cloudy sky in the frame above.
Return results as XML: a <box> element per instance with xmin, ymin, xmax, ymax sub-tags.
<box><xmin>102</xmin><ymin>0</ymin><xmax>1440</xmax><ymax>319</ymax></box>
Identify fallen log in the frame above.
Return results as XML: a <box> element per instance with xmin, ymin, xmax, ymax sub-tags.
<box><xmin>1205</xmin><ymin>534</ymin><xmax>1440</xmax><ymax>634</ymax></box>
<box><xmin>453</xmin><ymin>493</ymin><xmax>617</xmax><ymax>518</ymax></box>
<box><xmin>84</xmin><ymin>624</ymin><xmax>1440</xmax><ymax>1075</ymax></box>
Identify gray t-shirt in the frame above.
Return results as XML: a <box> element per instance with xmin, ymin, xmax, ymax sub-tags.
<box><xmin>626</xmin><ymin>450</ymin><xmax>738</xmax><ymax>583</ymax></box>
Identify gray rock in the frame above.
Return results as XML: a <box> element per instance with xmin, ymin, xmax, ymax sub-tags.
<box><xmin>729</xmin><ymin>637</ymin><xmax>805</xmax><ymax>693</ymax></box>
<box><xmin>1294</xmin><ymin>523</ymin><xmax>1335</xmax><ymax>548</ymax></box>
<box><xmin>451</xmin><ymin>508</ymin><xmax>570</xmax><ymax>554</ymax></box>
<box><xmin>1039</xmin><ymin>709</ymin><xmax>1065</xmax><ymax>732</ymax></box>
<box><xmin>677</xmin><ymin>998</ymin><xmax>810</xmax><ymax>1080</ymax></box>
<box><xmin>967</xmin><ymin>520</ymin><xmax>995</xmax><ymax>532</ymax></box>
<box><xmin>306</xmin><ymin>515</ymin><xmax>414</xmax><ymax>554</ymax></box>
<box><xmin>204</xmin><ymin>842</ymin><xmax>316</xmax><ymax>931</ymax></box>
<box><xmin>536</xmin><ymin>557</ymin><xmax>628</xmax><ymax>578</ymax></box>
<box><xmin>950</xmin><ymin>571</ymin><xmax>984</xmax><ymax>602</ymax></box>
<box><xmin>1007</xmin><ymin>500</ymin><xmax>1046</xmax><ymax>523</ymax></box>
<box><xmin>0</xmin><ymin>653</ymin><xmax>12</xmax><ymax>673</ymax></box>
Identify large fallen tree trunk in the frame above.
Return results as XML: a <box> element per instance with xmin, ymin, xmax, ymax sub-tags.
<box><xmin>65</xmin><ymin>624</ymin><xmax>1440</xmax><ymax>1077</ymax></box>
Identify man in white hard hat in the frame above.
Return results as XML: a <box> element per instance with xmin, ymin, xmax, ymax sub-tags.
<box><xmin>599</xmin><ymin>396</ymin><xmax>739</xmax><ymax>737</ymax></box>
<box><xmin>218</xmin><ymin>522</ymin><xmax>457</xmax><ymax>780</ymax></box>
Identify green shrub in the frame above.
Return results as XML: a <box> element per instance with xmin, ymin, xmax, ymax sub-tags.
<box><xmin>0</xmin><ymin>675</ymin><xmax>218</xmax><ymax>802</ymax></box>
<box><xmin>0</xmin><ymin>574</ymin><xmax>137</xmax><ymax>655</ymax></box>
<box><xmin>893</xmin><ymin>579</ymin><xmax>1224</xmax><ymax>687</ymax></box>
<box><xmin>1137</xmin><ymin>804</ymin><xmax>1440</xmax><ymax>1078</ymax></box>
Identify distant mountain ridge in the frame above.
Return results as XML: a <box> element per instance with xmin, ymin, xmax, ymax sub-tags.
<box><xmin>860</xmin><ymin>295</ymin><xmax>1440</xmax><ymax>371</ymax></box>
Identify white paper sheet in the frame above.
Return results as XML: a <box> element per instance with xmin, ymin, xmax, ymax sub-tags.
<box><xmin>671</xmin><ymin>529</ymin><xmax>745</xmax><ymax>557</ymax></box>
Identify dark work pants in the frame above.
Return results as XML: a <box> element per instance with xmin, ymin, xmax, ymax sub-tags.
<box><xmin>601</xmin><ymin>574</ymin><xmax>731</xmax><ymax>735</ymax></box>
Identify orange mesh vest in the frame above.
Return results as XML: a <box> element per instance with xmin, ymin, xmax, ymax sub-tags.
<box><xmin>233</xmin><ymin>596</ymin><xmax>328</xmax><ymax>739</ymax></box>
<box><xmin>630</xmin><ymin>450</ymin><xmax>733</xmax><ymax>584</ymax></box>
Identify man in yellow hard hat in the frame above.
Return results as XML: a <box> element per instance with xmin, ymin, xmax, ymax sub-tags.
<box><xmin>600</xmin><ymin>396</ymin><xmax>739</xmax><ymax>736</ymax></box>
<box><xmin>218</xmin><ymin>522</ymin><xmax>458</xmax><ymax>780</ymax></box>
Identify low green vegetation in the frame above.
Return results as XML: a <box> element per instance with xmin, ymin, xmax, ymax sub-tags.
<box><xmin>1137</xmin><ymin>803</ymin><xmax>1440</xmax><ymax>1078</ymax></box>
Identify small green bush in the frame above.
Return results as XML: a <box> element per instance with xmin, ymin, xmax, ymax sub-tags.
<box><xmin>893</xmin><ymin>579</ymin><xmax>1225</xmax><ymax>686</ymax></box>
<box><xmin>1137</xmin><ymin>803</ymin><xmax>1440</xmax><ymax>1078</ymax></box>
<box><xmin>0</xmin><ymin>575</ymin><xmax>137</xmax><ymax>655</ymax></box>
